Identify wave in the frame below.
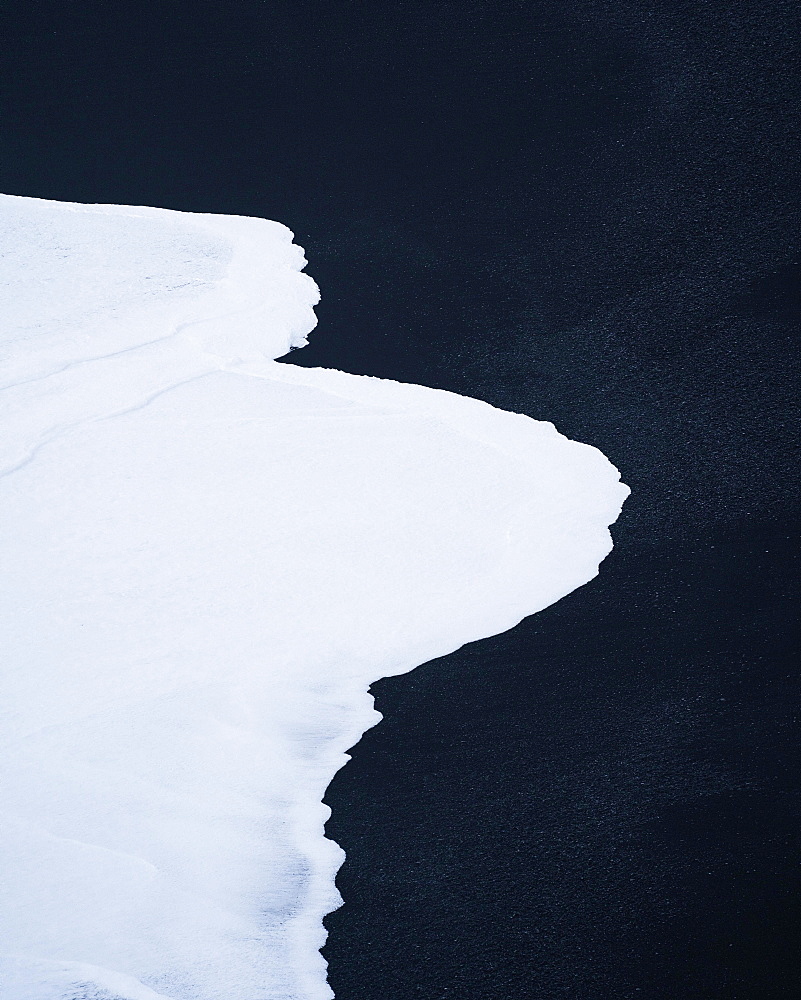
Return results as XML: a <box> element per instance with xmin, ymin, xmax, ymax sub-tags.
<box><xmin>0</xmin><ymin>194</ymin><xmax>628</xmax><ymax>999</ymax></box>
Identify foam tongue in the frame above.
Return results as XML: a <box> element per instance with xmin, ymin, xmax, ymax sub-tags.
<box><xmin>0</xmin><ymin>194</ymin><xmax>628</xmax><ymax>1000</ymax></box>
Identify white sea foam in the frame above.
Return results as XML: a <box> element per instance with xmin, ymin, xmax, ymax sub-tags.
<box><xmin>0</xmin><ymin>194</ymin><xmax>628</xmax><ymax>1000</ymax></box>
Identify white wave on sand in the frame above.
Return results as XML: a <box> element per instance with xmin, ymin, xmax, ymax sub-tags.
<box><xmin>0</xmin><ymin>194</ymin><xmax>628</xmax><ymax>1000</ymax></box>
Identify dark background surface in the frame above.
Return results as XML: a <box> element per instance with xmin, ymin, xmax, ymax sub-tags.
<box><xmin>2</xmin><ymin>2</ymin><xmax>799</xmax><ymax>997</ymax></box>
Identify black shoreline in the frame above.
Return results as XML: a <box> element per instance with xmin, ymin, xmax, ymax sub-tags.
<box><xmin>3</xmin><ymin>2</ymin><xmax>799</xmax><ymax>997</ymax></box>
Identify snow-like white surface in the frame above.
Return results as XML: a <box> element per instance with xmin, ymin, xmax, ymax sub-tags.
<box><xmin>0</xmin><ymin>194</ymin><xmax>628</xmax><ymax>1000</ymax></box>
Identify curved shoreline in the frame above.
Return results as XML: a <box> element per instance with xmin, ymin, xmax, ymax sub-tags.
<box><xmin>0</xmin><ymin>195</ymin><xmax>626</xmax><ymax>1000</ymax></box>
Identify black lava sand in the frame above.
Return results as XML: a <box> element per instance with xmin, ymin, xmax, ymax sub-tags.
<box><xmin>2</xmin><ymin>3</ymin><xmax>798</xmax><ymax>997</ymax></box>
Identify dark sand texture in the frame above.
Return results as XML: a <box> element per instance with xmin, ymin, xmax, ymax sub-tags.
<box><xmin>2</xmin><ymin>2</ymin><xmax>798</xmax><ymax>997</ymax></box>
